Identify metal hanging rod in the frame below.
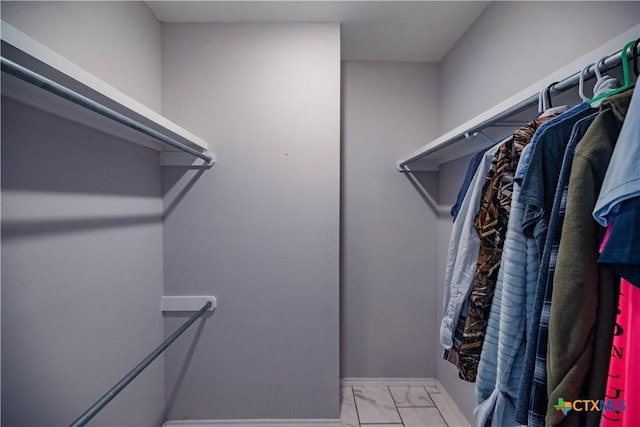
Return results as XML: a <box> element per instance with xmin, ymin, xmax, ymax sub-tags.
<box><xmin>69</xmin><ymin>301</ymin><xmax>213</xmax><ymax>427</ymax></box>
<box><xmin>398</xmin><ymin>41</ymin><xmax>638</xmax><ymax>169</ymax></box>
<box><xmin>1</xmin><ymin>56</ymin><xmax>213</xmax><ymax>164</ymax></box>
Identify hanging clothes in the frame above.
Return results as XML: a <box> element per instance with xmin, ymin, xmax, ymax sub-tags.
<box><xmin>520</xmin><ymin>103</ymin><xmax>594</xmax><ymax>255</ymax></box>
<box><xmin>593</xmin><ymin>83</ymin><xmax>640</xmax><ymax>227</ymax></box>
<box><xmin>516</xmin><ymin>82</ymin><xmax>622</xmax><ymax>427</ymax></box>
<box><xmin>547</xmin><ymin>88</ymin><xmax>633</xmax><ymax>427</ymax></box>
<box><xmin>598</xmin><ymin>197</ymin><xmax>640</xmax><ymax>287</ymax></box>
<box><xmin>593</xmin><ymin>87</ymin><xmax>640</xmax><ymax>427</ymax></box>
<box><xmin>440</xmin><ymin>142</ymin><xmax>503</xmax><ymax>351</ymax></box>
<box><xmin>456</xmin><ymin>115</ymin><xmax>556</xmax><ymax>382</ymax></box>
<box><xmin>601</xmin><ymin>219</ymin><xmax>640</xmax><ymax>427</ymax></box>
<box><xmin>594</xmin><ymin>83</ymin><xmax>640</xmax><ymax>287</ymax></box>
<box><xmin>514</xmin><ymin>105</ymin><xmax>571</xmax><ymax>185</ymax></box>
<box><xmin>516</xmin><ymin>112</ymin><xmax>600</xmax><ymax>427</ymax></box>
<box><xmin>439</xmin><ymin>44</ymin><xmax>639</xmax><ymax>427</ymax></box>
<box><xmin>473</xmin><ymin>102</ymin><xmax>596</xmax><ymax>426</ymax></box>
<box><xmin>474</xmin><ymin>142</ymin><xmax>537</xmax><ymax>427</ymax></box>
<box><xmin>451</xmin><ymin>145</ymin><xmax>496</xmax><ymax>222</ymax></box>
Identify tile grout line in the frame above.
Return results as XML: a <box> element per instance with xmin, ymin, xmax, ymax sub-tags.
<box><xmin>351</xmin><ymin>386</ymin><xmax>362</xmax><ymax>427</ymax></box>
<box><xmin>387</xmin><ymin>386</ymin><xmax>406</xmax><ymax>427</ymax></box>
<box><xmin>346</xmin><ymin>380</ymin><xmax>468</xmax><ymax>427</ymax></box>
<box><xmin>348</xmin><ymin>384</ymin><xmax>455</xmax><ymax>427</ymax></box>
<box><xmin>423</xmin><ymin>386</ymin><xmax>449</xmax><ymax>427</ymax></box>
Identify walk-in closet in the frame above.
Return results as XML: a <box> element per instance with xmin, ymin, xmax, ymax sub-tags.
<box><xmin>1</xmin><ymin>2</ymin><xmax>639</xmax><ymax>427</ymax></box>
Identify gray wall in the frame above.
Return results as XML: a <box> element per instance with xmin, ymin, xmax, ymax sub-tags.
<box><xmin>341</xmin><ymin>61</ymin><xmax>441</xmax><ymax>378</ymax></box>
<box><xmin>1</xmin><ymin>0</ymin><xmax>163</xmax><ymax>112</ymax></box>
<box><xmin>1</xmin><ymin>2</ymin><xmax>166</xmax><ymax>425</ymax></box>
<box><xmin>435</xmin><ymin>2</ymin><xmax>640</xmax><ymax>423</ymax></box>
<box><xmin>160</xmin><ymin>23</ymin><xmax>341</xmax><ymax>420</ymax></box>
<box><xmin>440</xmin><ymin>1</ymin><xmax>640</xmax><ymax>130</ymax></box>
<box><xmin>1</xmin><ymin>99</ymin><xmax>165</xmax><ymax>426</ymax></box>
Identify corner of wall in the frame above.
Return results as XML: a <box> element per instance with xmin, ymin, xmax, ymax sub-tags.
<box><xmin>1</xmin><ymin>1</ymin><xmax>164</xmax><ymax>112</ymax></box>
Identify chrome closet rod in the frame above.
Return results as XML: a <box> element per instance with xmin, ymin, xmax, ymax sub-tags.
<box><xmin>68</xmin><ymin>301</ymin><xmax>212</xmax><ymax>427</ymax></box>
<box><xmin>398</xmin><ymin>44</ymin><xmax>637</xmax><ymax>169</ymax></box>
<box><xmin>1</xmin><ymin>56</ymin><xmax>212</xmax><ymax>163</ymax></box>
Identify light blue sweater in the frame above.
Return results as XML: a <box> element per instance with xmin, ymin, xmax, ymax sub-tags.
<box><xmin>474</xmin><ymin>143</ymin><xmax>539</xmax><ymax>427</ymax></box>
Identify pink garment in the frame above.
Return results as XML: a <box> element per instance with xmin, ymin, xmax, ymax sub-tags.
<box><xmin>601</xmin><ymin>225</ymin><xmax>640</xmax><ymax>427</ymax></box>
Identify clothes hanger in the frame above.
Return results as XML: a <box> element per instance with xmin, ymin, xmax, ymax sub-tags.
<box><xmin>538</xmin><ymin>86</ymin><xmax>546</xmax><ymax>113</ymax></box>
<box><xmin>593</xmin><ymin>57</ymin><xmax>618</xmax><ymax>89</ymax></box>
<box><xmin>544</xmin><ymin>81</ymin><xmax>558</xmax><ymax>108</ymax></box>
<box><xmin>537</xmin><ymin>81</ymin><xmax>553</xmax><ymax>113</ymax></box>
<box><xmin>579</xmin><ymin>60</ymin><xmax>621</xmax><ymax>107</ymax></box>
<box><xmin>463</xmin><ymin>130</ymin><xmax>499</xmax><ymax>145</ymax></box>
<box><xmin>589</xmin><ymin>40</ymin><xmax>635</xmax><ymax>105</ymax></box>
<box><xmin>578</xmin><ymin>63</ymin><xmax>592</xmax><ymax>102</ymax></box>
<box><xmin>539</xmin><ymin>81</ymin><xmax>567</xmax><ymax>117</ymax></box>
<box><xmin>594</xmin><ymin>57</ymin><xmax>606</xmax><ymax>81</ymax></box>
<box><xmin>591</xmin><ymin>57</ymin><xmax>621</xmax><ymax>107</ymax></box>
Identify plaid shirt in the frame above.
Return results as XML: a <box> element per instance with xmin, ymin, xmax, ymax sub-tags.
<box><xmin>525</xmin><ymin>114</ymin><xmax>598</xmax><ymax>426</ymax></box>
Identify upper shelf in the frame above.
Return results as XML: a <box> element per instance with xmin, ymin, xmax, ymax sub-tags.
<box><xmin>397</xmin><ymin>25</ymin><xmax>640</xmax><ymax>172</ymax></box>
<box><xmin>0</xmin><ymin>21</ymin><xmax>215</xmax><ymax>167</ymax></box>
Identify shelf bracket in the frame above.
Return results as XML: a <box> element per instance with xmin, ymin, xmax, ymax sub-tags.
<box><xmin>159</xmin><ymin>152</ymin><xmax>216</xmax><ymax>167</ymax></box>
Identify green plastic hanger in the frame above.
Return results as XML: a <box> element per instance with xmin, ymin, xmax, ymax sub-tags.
<box><xmin>589</xmin><ymin>40</ymin><xmax>635</xmax><ymax>105</ymax></box>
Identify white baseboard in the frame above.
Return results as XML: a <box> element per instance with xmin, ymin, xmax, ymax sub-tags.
<box><xmin>163</xmin><ymin>378</ymin><xmax>470</xmax><ymax>427</ymax></box>
<box><xmin>340</xmin><ymin>377</ymin><xmax>437</xmax><ymax>387</ymax></box>
<box><xmin>163</xmin><ymin>419</ymin><xmax>340</xmax><ymax>427</ymax></box>
<box><xmin>434</xmin><ymin>379</ymin><xmax>472</xmax><ymax>427</ymax></box>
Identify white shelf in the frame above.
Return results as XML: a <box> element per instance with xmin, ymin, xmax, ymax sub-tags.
<box><xmin>162</xmin><ymin>296</ymin><xmax>217</xmax><ymax>312</ymax></box>
<box><xmin>0</xmin><ymin>21</ymin><xmax>215</xmax><ymax>166</ymax></box>
<box><xmin>398</xmin><ymin>25</ymin><xmax>640</xmax><ymax>171</ymax></box>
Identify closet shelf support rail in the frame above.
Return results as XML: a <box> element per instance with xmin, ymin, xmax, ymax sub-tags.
<box><xmin>68</xmin><ymin>301</ymin><xmax>213</xmax><ymax>427</ymax></box>
<box><xmin>0</xmin><ymin>56</ymin><xmax>213</xmax><ymax>164</ymax></box>
<box><xmin>397</xmin><ymin>42</ymin><xmax>637</xmax><ymax>169</ymax></box>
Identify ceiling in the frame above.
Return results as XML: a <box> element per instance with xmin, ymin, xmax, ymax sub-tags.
<box><xmin>146</xmin><ymin>1</ymin><xmax>490</xmax><ymax>62</ymax></box>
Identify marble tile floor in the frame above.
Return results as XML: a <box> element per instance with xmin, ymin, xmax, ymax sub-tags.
<box><xmin>340</xmin><ymin>385</ymin><xmax>460</xmax><ymax>427</ymax></box>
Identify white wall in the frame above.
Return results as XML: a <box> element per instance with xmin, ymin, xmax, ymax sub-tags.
<box><xmin>160</xmin><ymin>23</ymin><xmax>341</xmax><ymax>420</ymax></box>
<box><xmin>435</xmin><ymin>2</ymin><xmax>640</xmax><ymax>423</ymax></box>
<box><xmin>341</xmin><ymin>61</ymin><xmax>441</xmax><ymax>378</ymax></box>
<box><xmin>1</xmin><ymin>0</ymin><xmax>163</xmax><ymax>112</ymax></box>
